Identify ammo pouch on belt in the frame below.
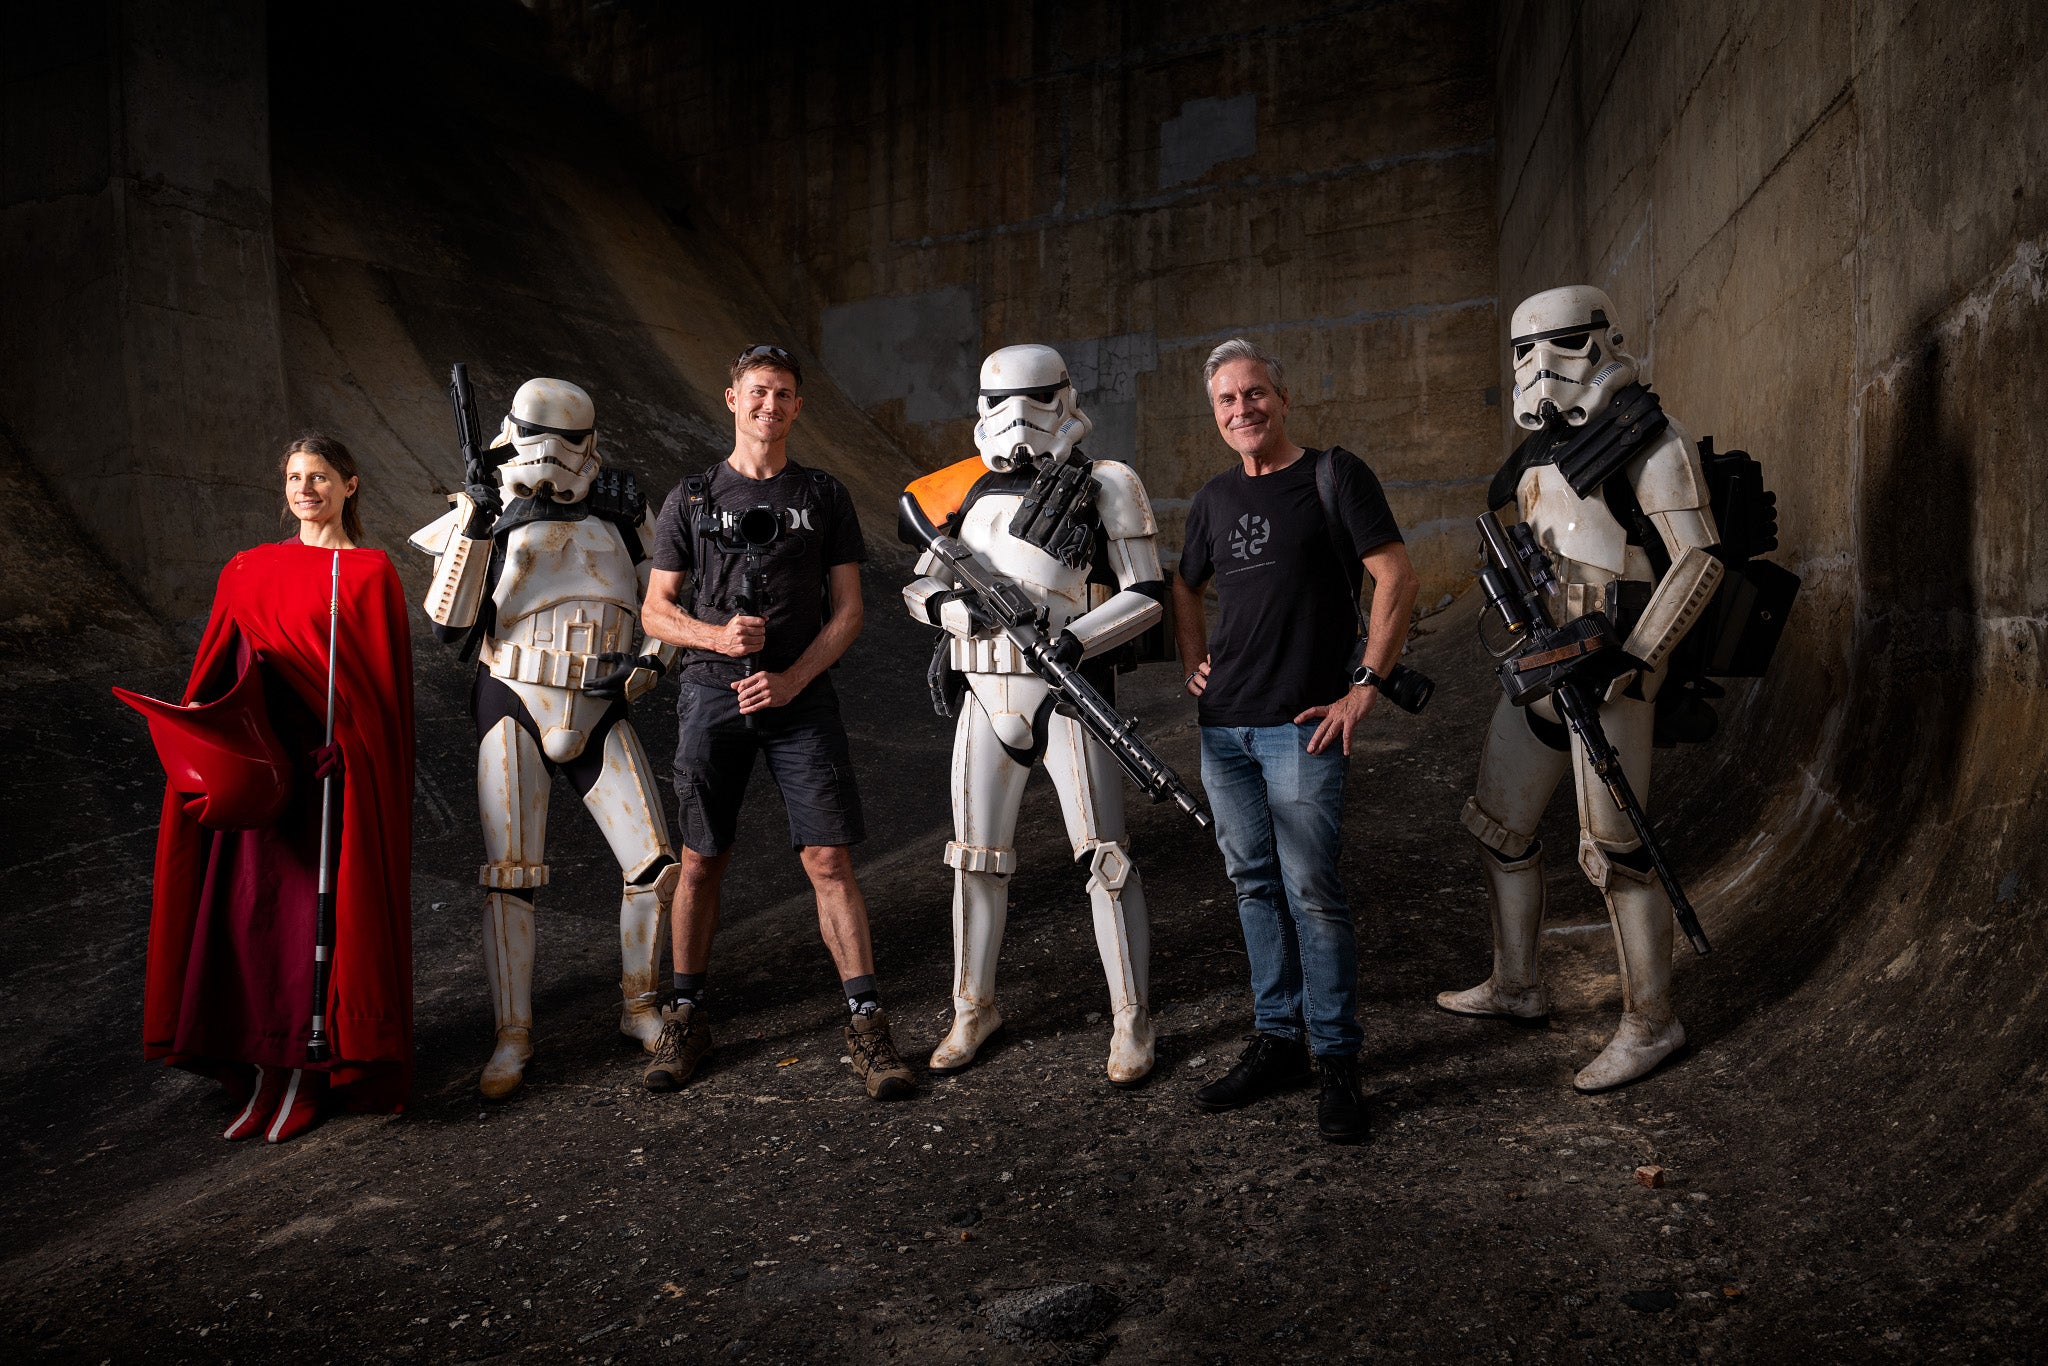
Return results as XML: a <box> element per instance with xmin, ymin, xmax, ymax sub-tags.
<box><xmin>1498</xmin><ymin>613</ymin><xmax>1620</xmax><ymax>706</ymax></box>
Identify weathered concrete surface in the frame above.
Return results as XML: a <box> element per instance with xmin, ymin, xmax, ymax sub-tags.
<box><xmin>0</xmin><ymin>0</ymin><xmax>289</xmax><ymax>623</ymax></box>
<box><xmin>1497</xmin><ymin>0</ymin><xmax>2048</xmax><ymax>1324</ymax></box>
<box><xmin>266</xmin><ymin>5</ymin><xmax>924</xmax><ymax>587</ymax></box>
<box><xmin>534</xmin><ymin>0</ymin><xmax>1503</xmax><ymax>597</ymax></box>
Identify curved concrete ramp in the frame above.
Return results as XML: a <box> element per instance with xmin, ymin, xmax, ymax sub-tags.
<box><xmin>268</xmin><ymin>5</ymin><xmax>923</xmax><ymax>579</ymax></box>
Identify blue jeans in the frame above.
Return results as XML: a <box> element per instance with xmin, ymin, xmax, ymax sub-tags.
<box><xmin>1199</xmin><ymin>723</ymin><xmax>1360</xmax><ymax>1057</ymax></box>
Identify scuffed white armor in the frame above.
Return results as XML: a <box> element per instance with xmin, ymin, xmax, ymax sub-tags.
<box><xmin>905</xmin><ymin>345</ymin><xmax>1167</xmax><ymax>1085</ymax></box>
<box><xmin>411</xmin><ymin>376</ymin><xmax>680</xmax><ymax>1099</ymax></box>
<box><xmin>1442</xmin><ymin>290</ymin><xmax>1723</xmax><ymax>1092</ymax></box>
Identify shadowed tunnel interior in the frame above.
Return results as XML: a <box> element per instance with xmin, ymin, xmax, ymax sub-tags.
<box><xmin>1</xmin><ymin>0</ymin><xmax>2042</xmax><ymax>1358</ymax></box>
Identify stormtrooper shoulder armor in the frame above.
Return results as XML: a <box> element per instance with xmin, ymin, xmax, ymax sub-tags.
<box><xmin>1090</xmin><ymin>460</ymin><xmax>1158</xmax><ymax>539</ymax></box>
<box><xmin>904</xmin><ymin>456</ymin><xmax>991</xmax><ymax>534</ymax></box>
<box><xmin>1632</xmin><ymin>420</ymin><xmax>1709</xmax><ymax>518</ymax></box>
<box><xmin>411</xmin><ymin>499</ymin><xmax>463</xmax><ymax>556</ymax></box>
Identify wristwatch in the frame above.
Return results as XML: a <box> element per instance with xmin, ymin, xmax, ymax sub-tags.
<box><xmin>1350</xmin><ymin>663</ymin><xmax>1385</xmax><ymax>690</ymax></box>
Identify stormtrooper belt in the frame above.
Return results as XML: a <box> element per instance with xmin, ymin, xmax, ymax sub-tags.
<box><xmin>950</xmin><ymin>633</ymin><xmax>1035</xmax><ymax>675</ymax></box>
<box><xmin>484</xmin><ymin>639</ymin><xmax>604</xmax><ymax>689</ymax></box>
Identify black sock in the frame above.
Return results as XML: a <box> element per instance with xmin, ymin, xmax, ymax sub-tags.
<box><xmin>670</xmin><ymin>972</ymin><xmax>706</xmax><ymax>1006</ymax></box>
<box><xmin>842</xmin><ymin>975</ymin><xmax>879</xmax><ymax>1016</ymax></box>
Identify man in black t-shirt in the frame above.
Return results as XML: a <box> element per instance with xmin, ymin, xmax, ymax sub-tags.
<box><xmin>639</xmin><ymin>344</ymin><xmax>914</xmax><ymax>1101</ymax></box>
<box><xmin>1173</xmin><ymin>338</ymin><xmax>1419</xmax><ymax>1144</ymax></box>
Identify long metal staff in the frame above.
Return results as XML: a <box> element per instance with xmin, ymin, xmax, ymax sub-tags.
<box><xmin>306</xmin><ymin>551</ymin><xmax>341</xmax><ymax>1063</ymax></box>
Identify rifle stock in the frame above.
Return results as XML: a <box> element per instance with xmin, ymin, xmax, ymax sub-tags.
<box><xmin>901</xmin><ymin>492</ymin><xmax>1210</xmax><ymax>830</ymax></box>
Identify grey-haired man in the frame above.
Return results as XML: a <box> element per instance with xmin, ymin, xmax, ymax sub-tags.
<box><xmin>1173</xmin><ymin>338</ymin><xmax>1418</xmax><ymax>1142</ymax></box>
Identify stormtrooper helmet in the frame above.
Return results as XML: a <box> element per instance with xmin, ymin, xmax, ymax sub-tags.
<box><xmin>1509</xmin><ymin>286</ymin><xmax>1638</xmax><ymax>430</ymax></box>
<box><xmin>492</xmin><ymin>378</ymin><xmax>600</xmax><ymax>502</ymax></box>
<box><xmin>973</xmin><ymin>344</ymin><xmax>1092</xmax><ymax>472</ymax></box>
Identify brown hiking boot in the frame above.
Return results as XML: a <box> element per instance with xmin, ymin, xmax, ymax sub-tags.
<box><xmin>844</xmin><ymin>1008</ymin><xmax>915</xmax><ymax>1100</ymax></box>
<box><xmin>642</xmin><ymin>999</ymin><xmax>712</xmax><ymax>1091</ymax></box>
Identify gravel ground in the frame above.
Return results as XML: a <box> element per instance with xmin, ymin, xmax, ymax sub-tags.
<box><xmin>2</xmin><ymin>578</ymin><xmax>2039</xmax><ymax>1363</ymax></box>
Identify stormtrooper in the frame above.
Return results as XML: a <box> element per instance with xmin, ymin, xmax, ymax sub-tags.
<box><xmin>412</xmin><ymin>377</ymin><xmax>679</xmax><ymax>1099</ymax></box>
<box><xmin>901</xmin><ymin>344</ymin><xmax>1169</xmax><ymax>1085</ymax></box>
<box><xmin>1439</xmin><ymin>286</ymin><xmax>1725</xmax><ymax>1092</ymax></box>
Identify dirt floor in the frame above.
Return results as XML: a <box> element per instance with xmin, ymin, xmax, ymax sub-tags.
<box><xmin>1</xmin><ymin>566</ymin><xmax>2041</xmax><ymax>1363</ymax></box>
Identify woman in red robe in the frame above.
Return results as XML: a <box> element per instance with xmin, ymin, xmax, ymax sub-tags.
<box><xmin>139</xmin><ymin>436</ymin><xmax>415</xmax><ymax>1142</ymax></box>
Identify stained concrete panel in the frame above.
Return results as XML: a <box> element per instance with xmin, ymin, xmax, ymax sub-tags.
<box><xmin>1158</xmin><ymin>94</ymin><xmax>1257</xmax><ymax>189</ymax></box>
<box><xmin>1053</xmin><ymin>330</ymin><xmax>1159</xmax><ymax>464</ymax></box>
<box><xmin>819</xmin><ymin>286</ymin><xmax>981</xmax><ymax>428</ymax></box>
<box><xmin>536</xmin><ymin>0</ymin><xmax>1501</xmax><ymax>600</ymax></box>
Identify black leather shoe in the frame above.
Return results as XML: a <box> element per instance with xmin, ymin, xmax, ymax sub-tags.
<box><xmin>1194</xmin><ymin>1032</ymin><xmax>1312</xmax><ymax>1112</ymax></box>
<box><xmin>1315</xmin><ymin>1053</ymin><xmax>1368</xmax><ymax>1143</ymax></box>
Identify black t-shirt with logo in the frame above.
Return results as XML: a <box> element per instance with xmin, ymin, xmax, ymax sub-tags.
<box><xmin>1177</xmin><ymin>447</ymin><xmax>1403</xmax><ymax>727</ymax></box>
<box><xmin>650</xmin><ymin>460</ymin><xmax>866</xmax><ymax>688</ymax></box>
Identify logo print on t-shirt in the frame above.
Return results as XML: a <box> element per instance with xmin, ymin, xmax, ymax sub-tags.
<box><xmin>1229</xmin><ymin>513</ymin><xmax>1271</xmax><ymax>561</ymax></box>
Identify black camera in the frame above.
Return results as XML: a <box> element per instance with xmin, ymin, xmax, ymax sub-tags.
<box><xmin>696</xmin><ymin>503</ymin><xmax>784</xmax><ymax>554</ymax></box>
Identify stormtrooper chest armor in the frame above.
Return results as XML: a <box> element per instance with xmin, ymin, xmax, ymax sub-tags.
<box><xmin>1516</xmin><ymin>463</ymin><xmax>1655</xmax><ymax>623</ymax></box>
<box><xmin>949</xmin><ymin>491</ymin><xmax>1103</xmax><ymax>676</ymax></box>
<box><xmin>487</xmin><ymin>518</ymin><xmax>640</xmax><ymax>687</ymax></box>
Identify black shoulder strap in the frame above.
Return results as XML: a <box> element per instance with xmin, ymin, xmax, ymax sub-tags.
<box><xmin>1313</xmin><ymin>447</ymin><xmax>1369</xmax><ymax>640</ymax></box>
<box><xmin>681</xmin><ymin>461</ymin><xmax>724</xmax><ymax>614</ymax></box>
<box><xmin>1489</xmin><ymin>432</ymin><xmax>1546</xmax><ymax>511</ymax></box>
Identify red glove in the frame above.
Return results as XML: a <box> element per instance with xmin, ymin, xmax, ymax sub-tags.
<box><xmin>311</xmin><ymin>742</ymin><xmax>344</xmax><ymax>781</ymax></box>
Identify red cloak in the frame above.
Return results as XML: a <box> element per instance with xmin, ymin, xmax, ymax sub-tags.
<box><xmin>141</xmin><ymin>541</ymin><xmax>415</xmax><ymax>1112</ymax></box>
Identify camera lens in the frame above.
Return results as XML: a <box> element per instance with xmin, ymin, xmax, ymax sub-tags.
<box><xmin>735</xmin><ymin>505</ymin><xmax>781</xmax><ymax>548</ymax></box>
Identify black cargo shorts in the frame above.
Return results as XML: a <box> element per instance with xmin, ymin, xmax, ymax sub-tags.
<box><xmin>671</xmin><ymin>674</ymin><xmax>865</xmax><ymax>855</ymax></box>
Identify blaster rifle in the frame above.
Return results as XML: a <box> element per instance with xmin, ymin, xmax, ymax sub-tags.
<box><xmin>900</xmin><ymin>492</ymin><xmax>1211</xmax><ymax>831</ymax></box>
<box><xmin>1476</xmin><ymin>511</ymin><xmax>1713</xmax><ymax>956</ymax></box>
<box><xmin>449</xmin><ymin>362</ymin><xmax>492</xmax><ymax>489</ymax></box>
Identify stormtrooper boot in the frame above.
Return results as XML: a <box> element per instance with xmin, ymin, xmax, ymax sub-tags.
<box><xmin>480</xmin><ymin>893</ymin><xmax>536</xmax><ymax>1100</ymax></box>
<box><xmin>930</xmin><ymin>868</ymin><xmax>1006</xmax><ymax>1073</ymax></box>
<box><xmin>617</xmin><ymin>880</ymin><xmax>666</xmax><ymax>1053</ymax></box>
<box><xmin>1574</xmin><ymin>873</ymin><xmax>1686</xmax><ymax>1092</ymax></box>
<box><xmin>1437</xmin><ymin>843</ymin><xmax>1551</xmax><ymax>1022</ymax></box>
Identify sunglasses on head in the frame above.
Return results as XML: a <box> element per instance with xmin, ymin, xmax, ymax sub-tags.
<box><xmin>735</xmin><ymin>344</ymin><xmax>802</xmax><ymax>379</ymax></box>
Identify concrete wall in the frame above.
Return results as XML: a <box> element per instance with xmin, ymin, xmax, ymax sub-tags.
<box><xmin>1498</xmin><ymin>0</ymin><xmax>2048</xmax><ymax>1257</ymax></box>
<box><xmin>0</xmin><ymin>1</ymin><xmax>287</xmax><ymax>623</ymax></box>
<box><xmin>266</xmin><ymin>4</ymin><xmax>923</xmax><ymax>586</ymax></box>
<box><xmin>535</xmin><ymin>0</ymin><xmax>1503</xmax><ymax>596</ymax></box>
